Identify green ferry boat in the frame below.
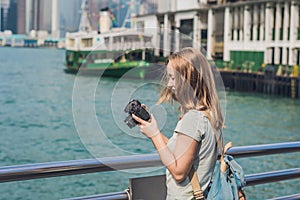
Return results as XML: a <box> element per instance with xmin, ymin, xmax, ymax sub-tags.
<box><xmin>65</xmin><ymin>30</ymin><xmax>163</xmax><ymax>79</ymax></box>
<box><xmin>64</xmin><ymin>4</ymin><xmax>164</xmax><ymax>79</ymax></box>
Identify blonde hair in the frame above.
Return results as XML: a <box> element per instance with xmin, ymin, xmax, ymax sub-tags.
<box><xmin>158</xmin><ymin>47</ymin><xmax>224</xmax><ymax>130</ymax></box>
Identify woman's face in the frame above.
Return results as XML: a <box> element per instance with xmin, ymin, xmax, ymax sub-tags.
<box><xmin>167</xmin><ymin>61</ymin><xmax>178</xmax><ymax>101</ymax></box>
<box><xmin>167</xmin><ymin>62</ymin><xmax>175</xmax><ymax>91</ymax></box>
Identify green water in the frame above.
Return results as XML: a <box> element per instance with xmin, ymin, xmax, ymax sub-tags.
<box><xmin>0</xmin><ymin>47</ymin><xmax>299</xmax><ymax>200</ymax></box>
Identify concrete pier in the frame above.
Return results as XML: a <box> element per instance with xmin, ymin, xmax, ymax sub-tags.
<box><xmin>219</xmin><ymin>69</ymin><xmax>300</xmax><ymax>98</ymax></box>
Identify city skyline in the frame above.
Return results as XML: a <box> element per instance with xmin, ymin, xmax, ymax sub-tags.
<box><xmin>0</xmin><ymin>0</ymin><xmax>146</xmax><ymax>37</ymax></box>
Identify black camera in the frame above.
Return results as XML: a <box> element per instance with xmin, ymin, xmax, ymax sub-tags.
<box><xmin>124</xmin><ymin>99</ymin><xmax>150</xmax><ymax>128</ymax></box>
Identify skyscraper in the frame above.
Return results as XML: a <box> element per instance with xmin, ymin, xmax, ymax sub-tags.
<box><xmin>38</xmin><ymin>0</ymin><xmax>52</xmax><ymax>31</ymax></box>
<box><xmin>51</xmin><ymin>0</ymin><xmax>59</xmax><ymax>38</ymax></box>
<box><xmin>0</xmin><ymin>0</ymin><xmax>10</xmax><ymax>31</ymax></box>
<box><xmin>17</xmin><ymin>0</ymin><xmax>26</xmax><ymax>34</ymax></box>
<box><xmin>7</xmin><ymin>0</ymin><xmax>17</xmax><ymax>33</ymax></box>
<box><xmin>59</xmin><ymin>0</ymin><xmax>82</xmax><ymax>35</ymax></box>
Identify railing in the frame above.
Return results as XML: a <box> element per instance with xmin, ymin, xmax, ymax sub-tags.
<box><xmin>1</xmin><ymin>141</ymin><xmax>300</xmax><ymax>199</ymax></box>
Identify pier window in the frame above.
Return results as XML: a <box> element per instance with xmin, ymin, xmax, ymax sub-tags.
<box><xmin>298</xmin><ymin>6</ymin><xmax>300</xmax><ymax>40</ymax></box>
<box><xmin>250</xmin><ymin>5</ymin><xmax>254</xmax><ymax>41</ymax></box>
<box><xmin>179</xmin><ymin>19</ymin><xmax>193</xmax><ymax>48</ymax></box>
<box><xmin>272</xmin><ymin>5</ymin><xmax>276</xmax><ymax>41</ymax></box>
<box><xmin>231</xmin><ymin>8</ymin><xmax>235</xmax><ymax>41</ymax></box>
<box><xmin>271</xmin><ymin>47</ymin><xmax>275</xmax><ymax>65</ymax></box>
<box><xmin>286</xmin><ymin>3</ymin><xmax>291</xmax><ymax>41</ymax></box>
<box><xmin>280</xmin><ymin>5</ymin><xmax>284</xmax><ymax>40</ymax></box>
<box><xmin>257</xmin><ymin>5</ymin><xmax>261</xmax><ymax>41</ymax></box>
<box><xmin>201</xmin><ymin>29</ymin><xmax>208</xmax><ymax>51</ymax></box>
<box><xmin>159</xmin><ymin>22</ymin><xmax>164</xmax><ymax>57</ymax></box>
<box><xmin>286</xmin><ymin>48</ymin><xmax>289</xmax><ymax>66</ymax></box>
<box><xmin>214</xmin><ymin>10</ymin><xmax>224</xmax><ymax>59</ymax></box>
<box><xmin>297</xmin><ymin>50</ymin><xmax>300</xmax><ymax>65</ymax></box>
<box><xmin>279</xmin><ymin>47</ymin><xmax>283</xmax><ymax>64</ymax></box>
<box><xmin>238</xmin><ymin>7</ymin><xmax>243</xmax><ymax>41</ymax></box>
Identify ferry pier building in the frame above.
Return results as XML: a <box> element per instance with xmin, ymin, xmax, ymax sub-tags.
<box><xmin>136</xmin><ymin>0</ymin><xmax>300</xmax><ymax>72</ymax></box>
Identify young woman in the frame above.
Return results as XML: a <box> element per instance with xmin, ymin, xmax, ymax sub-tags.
<box><xmin>132</xmin><ymin>47</ymin><xmax>224</xmax><ymax>199</ymax></box>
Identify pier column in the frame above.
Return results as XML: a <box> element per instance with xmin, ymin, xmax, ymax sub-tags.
<box><xmin>282</xmin><ymin>47</ymin><xmax>288</xmax><ymax>65</ymax></box>
<box><xmin>265</xmin><ymin>3</ymin><xmax>273</xmax><ymax>42</ymax></box>
<box><xmin>266</xmin><ymin>48</ymin><xmax>273</xmax><ymax>64</ymax></box>
<box><xmin>239</xmin><ymin>7</ymin><xmax>244</xmax><ymax>40</ymax></box>
<box><xmin>274</xmin><ymin>47</ymin><xmax>280</xmax><ymax>65</ymax></box>
<box><xmin>223</xmin><ymin>6</ymin><xmax>231</xmax><ymax>61</ymax></box>
<box><xmin>233</xmin><ymin>7</ymin><xmax>239</xmax><ymax>41</ymax></box>
<box><xmin>260</xmin><ymin>4</ymin><xmax>265</xmax><ymax>41</ymax></box>
<box><xmin>163</xmin><ymin>14</ymin><xmax>170</xmax><ymax>57</ymax></box>
<box><xmin>264</xmin><ymin>3</ymin><xmax>273</xmax><ymax>63</ymax></box>
<box><xmin>243</xmin><ymin>5</ymin><xmax>251</xmax><ymax>42</ymax></box>
<box><xmin>155</xmin><ymin>20</ymin><xmax>160</xmax><ymax>56</ymax></box>
<box><xmin>275</xmin><ymin>2</ymin><xmax>282</xmax><ymax>41</ymax></box>
<box><xmin>193</xmin><ymin>14</ymin><xmax>200</xmax><ymax>50</ymax></box>
<box><xmin>289</xmin><ymin>0</ymin><xmax>299</xmax><ymax>65</ymax></box>
<box><xmin>207</xmin><ymin>9</ymin><xmax>215</xmax><ymax>60</ymax></box>
<box><xmin>283</xmin><ymin>1</ymin><xmax>290</xmax><ymax>41</ymax></box>
<box><xmin>282</xmin><ymin>0</ymin><xmax>290</xmax><ymax>65</ymax></box>
<box><xmin>174</xmin><ymin>19</ymin><xmax>180</xmax><ymax>53</ymax></box>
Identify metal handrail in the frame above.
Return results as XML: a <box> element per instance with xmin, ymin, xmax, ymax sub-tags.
<box><xmin>64</xmin><ymin>191</ymin><xmax>130</xmax><ymax>200</ymax></box>
<box><xmin>0</xmin><ymin>141</ymin><xmax>300</xmax><ymax>183</ymax></box>
<box><xmin>65</xmin><ymin>167</ymin><xmax>300</xmax><ymax>200</ymax></box>
<box><xmin>269</xmin><ymin>193</ymin><xmax>300</xmax><ymax>200</ymax></box>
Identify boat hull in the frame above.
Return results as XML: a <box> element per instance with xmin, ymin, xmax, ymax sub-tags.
<box><xmin>64</xmin><ymin>63</ymin><xmax>164</xmax><ymax>80</ymax></box>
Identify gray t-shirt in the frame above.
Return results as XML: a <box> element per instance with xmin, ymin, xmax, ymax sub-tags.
<box><xmin>166</xmin><ymin>109</ymin><xmax>218</xmax><ymax>200</ymax></box>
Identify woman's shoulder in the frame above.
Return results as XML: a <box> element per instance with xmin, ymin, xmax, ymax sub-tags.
<box><xmin>182</xmin><ymin>109</ymin><xmax>206</xmax><ymax>120</ymax></box>
<box><xmin>175</xmin><ymin>109</ymin><xmax>208</xmax><ymax>141</ymax></box>
<box><xmin>180</xmin><ymin>109</ymin><xmax>208</xmax><ymax>129</ymax></box>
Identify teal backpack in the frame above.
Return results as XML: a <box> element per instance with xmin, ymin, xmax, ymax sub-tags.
<box><xmin>191</xmin><ymin>142</ymin><xmax>246</xmax><ymax>200</ymax></box>
<box><xmin>206</xmin><ymin>142</ymin><xmax>246</xmax><ymax>200</ymax></box>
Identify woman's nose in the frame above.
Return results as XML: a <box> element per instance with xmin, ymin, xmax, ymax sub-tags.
<box><xmin>167</xmin><ymin>79</ymin><xmax>173</xmax><ymax>88</ymax></box>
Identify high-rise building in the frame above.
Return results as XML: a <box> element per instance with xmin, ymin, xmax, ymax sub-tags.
<box><xmin>38</xmin><ymin>0</ymin><xmax>52</xmax><ymax>31</ymax></box>
<box><xmin>59</xmin><ymin>0</ymin><xmax>82</xmax><ymax>35</ymax></box>
<box><xmin>51</xmin><ymin>0</ymin><xmax>59</xmax><ymax>38</ymax></box>
<box><xmin>17</xmin><ymin>0</ymin><xmax>26</xmax><ymax>34</ymax></box>
<box><xmin>32</xmin><ymin>0</ymin><xmax>40</xmax><ymax>30</ymax></box>
<box><xmin>0</xmin><ymin>0</ymin><xmax>10</xmax><ymax>31</ymax></box>
<box><xmin>7</xmin><ymin>0</ymin><xmax>17</xmax><ymax>33</ymax></box>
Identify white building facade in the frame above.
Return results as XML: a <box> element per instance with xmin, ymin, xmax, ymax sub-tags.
<box><xmin>136</xmin><ymin>0</ymin><xmax>300</xmax><ymax>70</ymax></box>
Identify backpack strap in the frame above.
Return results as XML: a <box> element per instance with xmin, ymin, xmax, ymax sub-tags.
<box><xmin>188</xmin><ymin>111</ymin><xmax>228</xmax><ymax>200</ymax></box>
<box><xmin>220</xmin><ymin>142</ymin><xmax>233</xmax><ymax>172</ymax></box>
<box><xmin>188</xmin><ymin>167</ymin><xmax>206</xmax><ymax>200</ymax></box>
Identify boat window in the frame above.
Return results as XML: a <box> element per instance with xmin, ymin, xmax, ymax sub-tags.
<box><xmin>126</xmin><ymin>50</ymin><xmax>142</xmax><ymax>61</ymax></box>
<box><xmin>66</xmin><ymin>52</ymin><xmax>74</xmax><ymax>65</ymax></box>
<box><xmin>104</xmin><ymin>37</ymin><xmax>110</xmax><ymax>47</ymax></box>
<box><xmin>81</xmin><ymin>38</ymin><xmax>93</xmax><ymax>47</ymax></box>
<box><xmin>67</xmin><ymin>39</ymin><xmax>75</xmax><ymax>47</ymax></box>
<box><xmin>113</xmin><ymin>51</ymin><xmax>124</xmax><ymax>61</ymax></box>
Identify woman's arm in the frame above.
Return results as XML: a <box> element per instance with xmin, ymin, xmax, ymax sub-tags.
<box><xmin>152</xmin><ymin>132</ymin><xmax>197</xmax><ymax>182</ymax></box>
<box><xmin>132</xmin><ymin>114</ymin><xmax>198</xmax><ymax>182</ymax></box>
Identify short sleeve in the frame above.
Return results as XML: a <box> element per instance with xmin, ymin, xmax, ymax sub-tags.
<box><xmin>174</xmin><ymin>110</ymin><xmax>207</xmax><ymax>142</ymax></box>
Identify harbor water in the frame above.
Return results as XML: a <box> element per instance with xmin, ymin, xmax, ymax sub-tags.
<box><xmin>0</xmin><ymin>47</ymin><xmax>299</xmax><ymax>200</ymax></box>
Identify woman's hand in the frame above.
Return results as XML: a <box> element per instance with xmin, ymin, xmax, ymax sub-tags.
<box><xmin>132</xmin><ymin>113</ymin><xmax>160</xmax><ymax>138</ymax></box>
